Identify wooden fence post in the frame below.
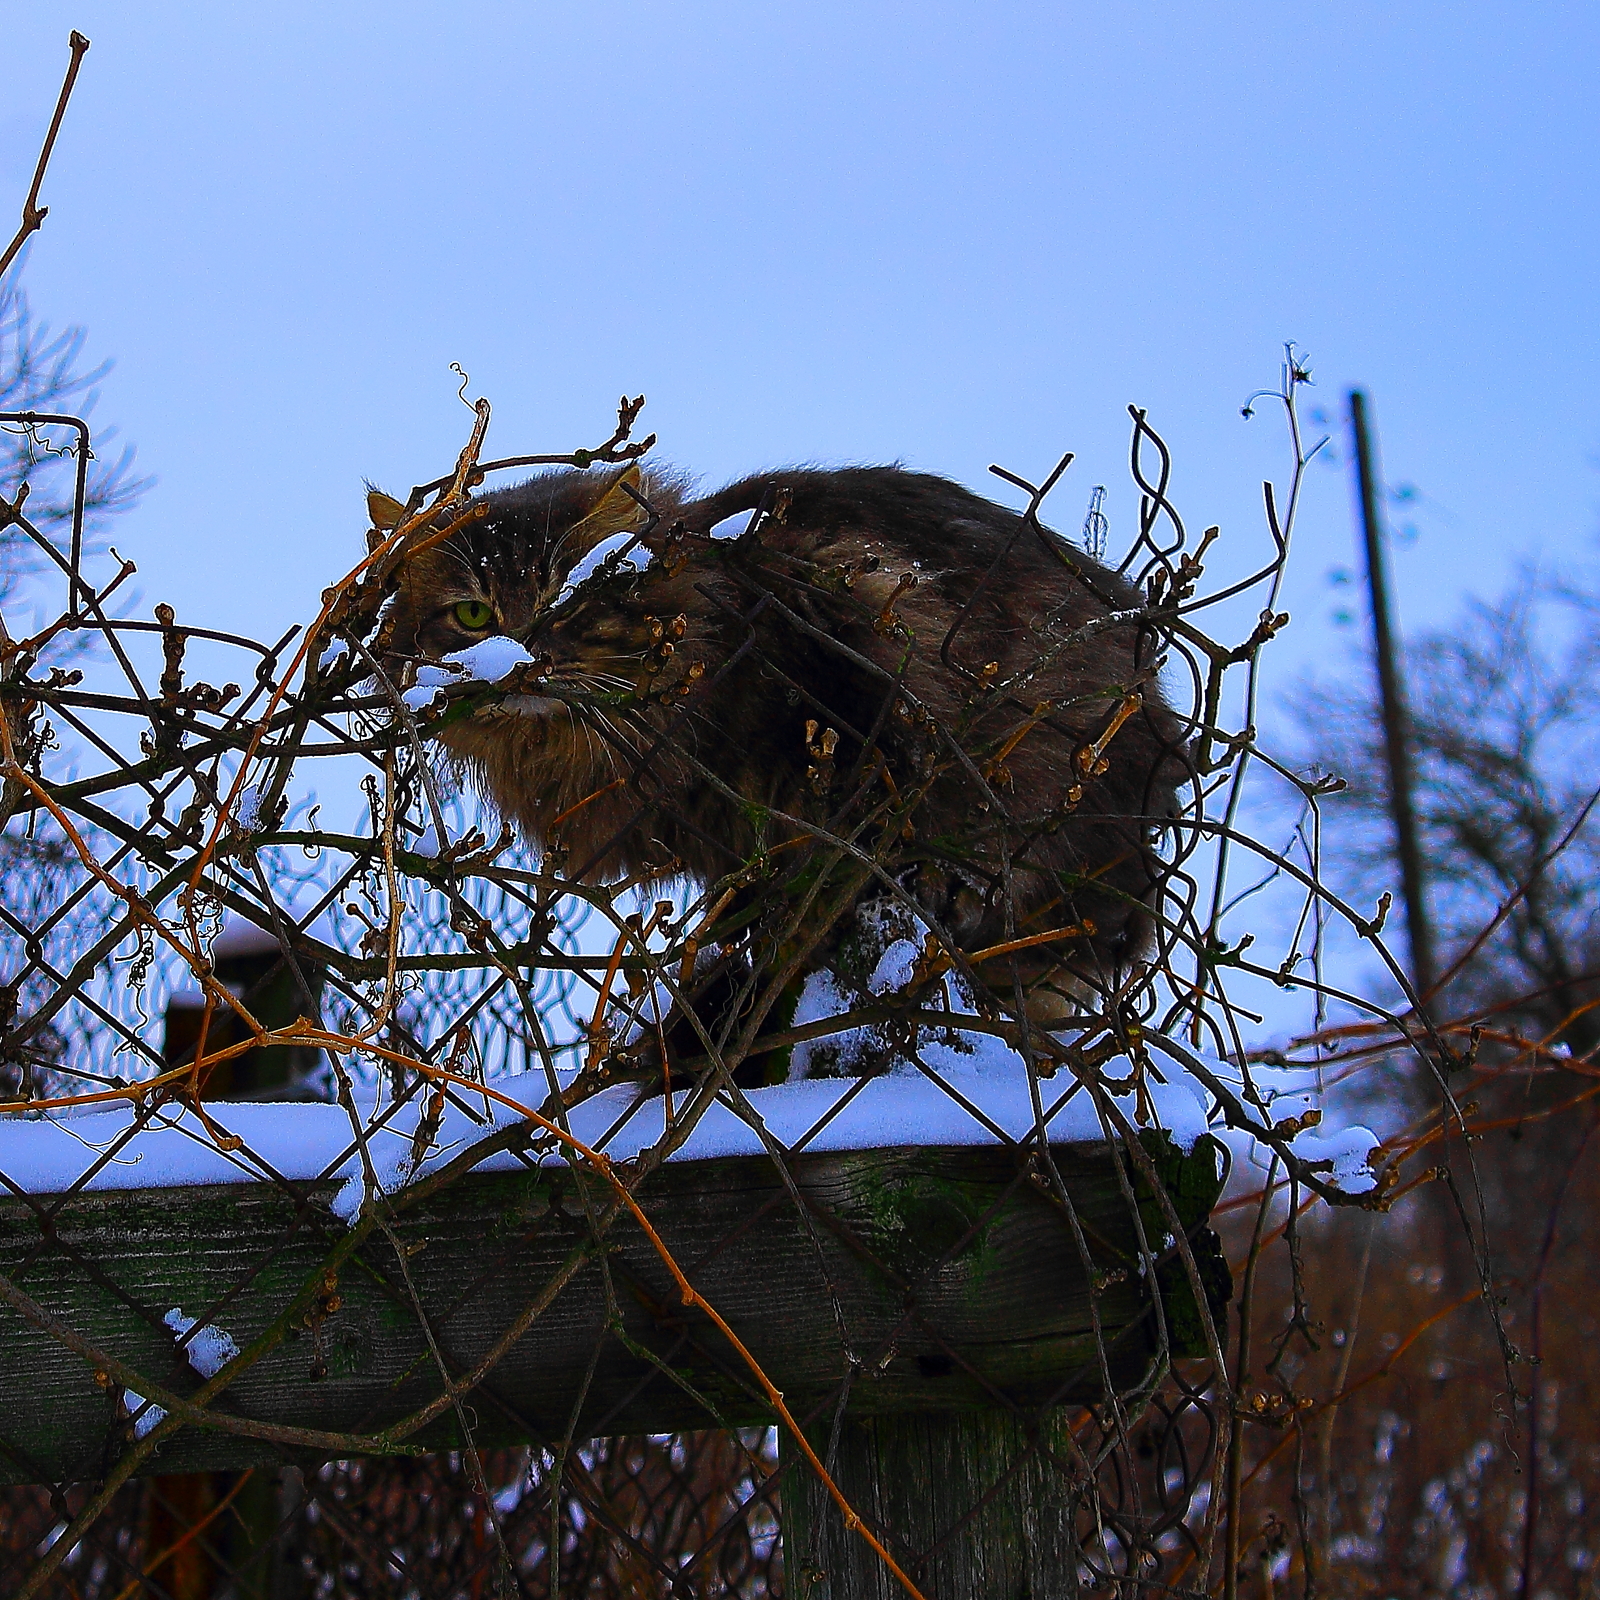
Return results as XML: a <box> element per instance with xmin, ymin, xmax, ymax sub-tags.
<box><xmin>144</xmin><ymin>924</ymin><xmax>326</xmax><ymax>1597</ymax></box>
<box><xmin>782</xmin><ymin>1408</ymin><xmax>1081</xmax><ymax>1599</ymax></box>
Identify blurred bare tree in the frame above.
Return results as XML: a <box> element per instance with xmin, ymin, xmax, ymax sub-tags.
<box><xmin>0</xmin><ymin>267</ymin><xmax>150</xmax><ymax>1094</ymax></box>
<box><xmin>1</xmin><ymin>268</ymin><xmax>151</xmax><ymax>579</ymax></box>
<box><xmin>1268</xmin><ymin>572</ymin><xmax>1600</xmax><ymax>1596</ymax></box>
<box><xmin>1292</xmin><ymin>572</ymin><xmax>1600</xmax><ymax>1057</ymax></box>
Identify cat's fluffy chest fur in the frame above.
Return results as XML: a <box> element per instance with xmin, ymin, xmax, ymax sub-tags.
<box><xmin>382</xmin><ymin>462</ymin><xmax>1183</xmax><ymax>1009</ymax></box>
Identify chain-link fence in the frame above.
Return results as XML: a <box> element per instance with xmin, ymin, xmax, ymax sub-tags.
<box><xmin>0</xmin><ymin>341</ymin><xmax>1425</xmax><ymax>1600</ymax></box>
<box><xmin>3</xmin><ymin>43</ymin><xmax>1563</xmax><ymax>1596</ymax></box>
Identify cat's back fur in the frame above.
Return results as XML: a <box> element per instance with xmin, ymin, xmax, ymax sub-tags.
<box><xmin>384</xmin><ymin>462</ymin><xmax>1185</xmax><ymax>1004</ymax></box>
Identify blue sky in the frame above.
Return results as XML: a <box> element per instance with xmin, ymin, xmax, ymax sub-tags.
<box><xmin>6</xmin><ymin>2</ymin><xmax>1598</xmax><ymax>1041</ymax></box>
<box><xmin>8</xmin><ymin>1</ymin><xmax>1596</xmax><ymax>677</ymax></box>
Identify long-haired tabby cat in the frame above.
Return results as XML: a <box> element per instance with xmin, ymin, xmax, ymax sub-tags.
<box><xmin>379</xmin><ymin>462</ymin><xmax>1185</xmax><ymax>1037</ymax></box>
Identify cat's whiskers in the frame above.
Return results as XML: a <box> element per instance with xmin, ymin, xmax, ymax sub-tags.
<box><xmin>434</xmin><ymin>536</ymin><xmax>484</xmax><ymax>585</ymax></box>
<box><xmin>578</xmin><ymin>715</ymin><xmax>626</xmax><ymax>791</ymax></box>
<box><xmin>515</xmin><ymin>666</ymin><xmax>648</xmax><ymax>771</ymax></box>
<box><xmin>587</xmin><ymin>704</ymin><xmax>649</xmax><ymax>765</ymax></box>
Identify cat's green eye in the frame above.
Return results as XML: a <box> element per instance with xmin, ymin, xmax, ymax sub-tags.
<box><xmin>453</xmin><ymin>599</ymin><xmax>494</xmax><ymax>631</ymax></box>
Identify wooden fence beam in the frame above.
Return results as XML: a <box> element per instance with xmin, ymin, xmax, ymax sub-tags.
<box><xmin>0</xmin><ymin>1137</ymin><xmax>1226</xmax><ymax>1488</ymax></box>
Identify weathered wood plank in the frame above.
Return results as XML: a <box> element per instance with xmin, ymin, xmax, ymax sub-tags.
<box><xmin>781</xmin><ymin>1410</ymin><xmax>1083</xmax><ymax>1600</ymax></box>
<box><xmin>0</xmin><ymin>1137</ymin><xmax>1225</xmax><ymax>1484</ymax></box>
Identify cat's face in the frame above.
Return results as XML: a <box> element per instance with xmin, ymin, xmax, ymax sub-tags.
<box><xmin>383</xmin><ymin>464</ymin><xmax>665</xmax><ymax>674</ymax></box>
<box><xmin>378</xmin><ymin>462</ymin><xmax>714</xmax><ymax>882</ymax></box>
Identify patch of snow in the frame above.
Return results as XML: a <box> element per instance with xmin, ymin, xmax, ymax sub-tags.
<box><xmin>234</xmin><ymin>785</ymin><xmax>267</xmax><ymax>833</ymax></box>
<box><xmin>402</xmin><ymin>660</ymin><xmax>470</xmax><ymax>713</ymax></box>
<box><xmin>789</xmin><ymin>967</ymin><xmax>867</xmax><ymax>1079</ymax></box>
<box><xmin>124</xmin><ymin>1390</ymin><xmax>166</xmax><ymax>1438</ymax></box>
<box><xmin>1290</xmin><ymin>1122</ymin><xmax>1381</xmax><ymax>1194</ymax></box>
<box><xmin>411</xmin><ymin>824</ymin><xmax>442</xmax><ymax>859</ymax></box>
<box><xmin>446</xmin><ymin>636</ymin><xmax>534</xmax><ymax>685</ymax></box>
<box><xmin>868</xmin><ymin>939</ymin><xmax>920</xmax><ymax>995</ymax></box>
<box><xmin>635</xmin><ymin>1036</ymin><xmax>1212</xmax><ymax>1159</ymax></box>
<box><xmin>1157</xmin><ymin>1038</ymin><xmax>1382</xmax><ymax>1194</ymax></box>
<box><xmin>164</xmin><ymin>1308</ymin><xmax>240</xmax><ymax>1378</ymax></box>
<box><xmin>402</xmin><ymin>680</ymin><xmax>447</xmax><ymax>713</ymax></box>
<box><xmin>0</xmin><ymin>1026</ymin><xmax>1225</xmax><ymax>1211</ymax></box>
<box><xmin>330</xmin><ymin>1172</ymin><xmax>366</xmax><ymax>1223</ymax></box>
<box><xmin>330</xmin><ymin>1134</ymin><xmax>419</xmax><ymax>1224</ymax></box>
<box><xmin>402</xmin><ymin>636</ymin><xmax>535</xmax><ymax>713</ymax></box>
<box><xmin>708</xmin><ymin>511</ymin><xmax>756</xmax><ymax>541</ymax></box>
<box><xmin>560</xmin><ymin>532</ymin><xmax>644</xmax><ymax>597</ymax></box>
<box><xmin>330</xmin><ymin>1172</ymin><xmax>365</xmax><ymax>1224</ymax></box>
<box><xmin>1256</xmin><ymin>1089</ymin><xmax>1318</xmax><ymax>1128</ymax></box>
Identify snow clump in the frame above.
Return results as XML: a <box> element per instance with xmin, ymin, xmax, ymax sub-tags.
<box><xmin>401</xmin><ymin>635</ymin><xmax>535</xmax><ymax>713</ymax></box>
<box><xmin>164</xmin><ymin>1307</ymin><xmax>241</xmax><ymax>1378</ymax></box>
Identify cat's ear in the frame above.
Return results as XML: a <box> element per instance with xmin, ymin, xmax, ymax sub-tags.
<box><xmin>366</xmin><ymin>487</ymin><xmax>406</xmax><ymax>552</ymax></box>
<box><xmin>562</xmin><ymin>464</ymin><xmax>646</xmax><ymax>563</ymax></box>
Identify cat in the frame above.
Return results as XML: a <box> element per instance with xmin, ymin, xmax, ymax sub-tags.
<box><xmin>378</xmin><ymin>461</ymin><xmax>1186</xmax><ymax>1044</ymax></box>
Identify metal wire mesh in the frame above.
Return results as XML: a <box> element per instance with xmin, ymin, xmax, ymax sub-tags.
<box><xmin>0</xmin><ymin>336</ymin><xmax>1520</xmax><ymax>1600</ymax></box>
<box><xmin>3</xmin><ymin>35</ymin><xmax>1590</xmax><ymax>1599</ymax></box>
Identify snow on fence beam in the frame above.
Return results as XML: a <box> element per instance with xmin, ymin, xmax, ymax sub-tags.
<box><xmin>0</xmin><ymin>1137</ymin><xmax>1227</xmax><ymax>1485</ymax></box>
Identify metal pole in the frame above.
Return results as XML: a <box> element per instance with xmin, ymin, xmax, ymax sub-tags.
<box><xmin>1349</xmin><ymin>389</ymin><xmax>1435</xmax><ymax>1009</ymax></box>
